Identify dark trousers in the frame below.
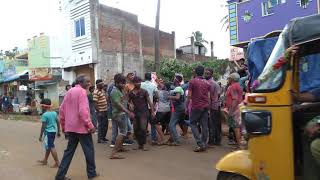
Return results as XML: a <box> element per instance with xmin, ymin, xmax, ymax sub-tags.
<box><xmin>133</xmin><ymin>112</ymin><xmax>148</xmax><ymax>146</ymax></box>
<box><xmin>55</xmin><ymin>133</ymin><xmax>96</xmax><ymax>180</ymax></box>
<box><xmin>228</xmin><ymin>128</ymin><xmax>236</xmax><ymax>142</ymax></box>
<box><xmin>208</xmin><ymin>109</ymin><xmax>222</xmax><ymax>144</ymax></box>
<box><xmin>190</xmin><ymin>108</ymin><xmax>209</xmax><ymax>148</ymax></box>
<box><xmin>90</xmin><ymin>107</ymin><xmax>97</xmax><ymax>129</ymax></box>
<box><xmin>156</xmin><ymin>112</ymin><xmax>171</xmax><ymax>133</ymax></box>
<box><xmin>97</xmin><ymin>111</ymin><xmax>108</xmax><ymax>141</ymax></box>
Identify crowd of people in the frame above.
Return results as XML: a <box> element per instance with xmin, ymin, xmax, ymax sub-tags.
<box><xmin>0</xmin><ymin>91</ymin><xmax>34</xmax><ymax>114</ymax></box>
<box><xmin>37</xmin><ymin>64</ymin><xmax>248</xmax><ymax>180</ymax></box>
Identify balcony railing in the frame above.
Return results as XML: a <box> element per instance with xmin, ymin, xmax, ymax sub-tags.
<box><xmin>15</xmin><ymin>59</ymin><xmax>28</xmax><ymax>67</ymax></box>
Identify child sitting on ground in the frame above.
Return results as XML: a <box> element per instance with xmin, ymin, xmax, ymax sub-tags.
<box><xmin>38</xmin><ymin>98</ymin><xmax>61</xmax><ymax>168</ymax></box>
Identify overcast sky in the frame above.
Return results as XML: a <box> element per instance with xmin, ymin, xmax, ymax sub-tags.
<box><xmin>0</xmin><ymin>0</ymin><xmax>230</xmax><ymax>58</ymax></box>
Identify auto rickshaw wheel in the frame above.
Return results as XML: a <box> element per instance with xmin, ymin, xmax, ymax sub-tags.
<box><xmin>217</xmin><ymin>171</ymin><xmax>249</xmax><ymax>180</ymax></box>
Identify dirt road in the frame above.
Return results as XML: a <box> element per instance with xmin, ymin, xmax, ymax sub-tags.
<box><xmin>0</xmin><ymin>119</ymin><xmax>231</xmax><ymax>180</ymax></box>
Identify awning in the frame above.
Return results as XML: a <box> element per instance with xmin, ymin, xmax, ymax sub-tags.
<box><xmin>3</xmin><ymin>70</ymin><xmax>29</xmax><ymax>83</ymax></box>
<box><xmin>35</xmin><ymin>80</ymin><xmax>57</xmax><ymax>87</ymax></box>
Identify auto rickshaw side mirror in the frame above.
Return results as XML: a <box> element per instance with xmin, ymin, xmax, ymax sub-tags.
<box><xmin>242</xmin><ymin>110</ymin><xmax>272</xmax><ymax>136</ymax></box>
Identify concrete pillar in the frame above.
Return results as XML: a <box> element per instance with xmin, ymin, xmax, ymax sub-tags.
<box><xmin>210</xmin><ymin>41</ymin><xmax>214</xmax><ymax>58</ymax></box>
<box><xmin>137</xmin><ymin>23</ymin><xmax>145</xmax><ymax>77</ymax></box>
<box><xmin>172</xmin><ymin>31</ymin><xmax>176</xmax><ymax>59</ymax></box>
<box><xmin>138</xmin><ymin>24</ymin><xmax>144</xmax><ymax>78</ymax></box>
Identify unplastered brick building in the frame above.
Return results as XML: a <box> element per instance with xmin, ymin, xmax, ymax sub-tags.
<box><xmin>60</xmin><ymin>0</ymin><xmax>175</xmax><ymax>83</ymax></box>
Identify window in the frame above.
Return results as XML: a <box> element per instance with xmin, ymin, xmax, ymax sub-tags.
<box><xmin>268</xmin><ymin>0</ymin><xmax>278</xmax><ymax>7</ymax></box>
<box><xmin>279</xmin><ymin>0</ymin><xmax>286</xmax><ymax>3</ymax></box>
<box><xmin>255</xmin><ymin>28</ymin><xmax>286</xmax><ymax>92</ymax></box>
<box><xmin>75</xmin><ymin>17</ymin><xmax>85</xmax><ymax>38</ymax></box>
<box><xmin>261</xmin><ymin>2</ymin><xmax>273</xmax><ymax>16</ymax></box>
<box><xmin>299</xmin><ymin>0</ymin><xmax>311</xmax><ymax>8</ymax></box>
<box><xmin>262</xmin><ymin>0</ymin><xmax>286</xmax><ymax>16</ymax></box>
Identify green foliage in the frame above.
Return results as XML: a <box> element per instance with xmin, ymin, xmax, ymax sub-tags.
<box><xmin>301</xmin><ymin>0</ymin><xmax>310</xmax><ymax>6</ymax></box>
<box><xmin>144</xmin><ymin>59</ymin><xmax>155</xmax><ymax>73</ymax></box>
<box><xmin>156</xmin><ymin>58</ymin><xmax>229</xmax><ymax>82</ymax></box>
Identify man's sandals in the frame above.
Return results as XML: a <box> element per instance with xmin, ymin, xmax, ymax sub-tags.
<box><xmin>133</xmin><ymin>146</ymin><xmax>149</xmax><ymax>151</ymax></box>
<box><xmin>109</xmin><ymin>154</ymin><xmax>125</xmax><ymax>159</ymax></box>
<box><xmin>37</xmin><ymin>160</ymin><xmax>47</xmax><ymax>165</ymax></box>
<box><xmin>193</xmin><ymin>146</ymin><xmax>206</xmax><ymax>153</ymax></box>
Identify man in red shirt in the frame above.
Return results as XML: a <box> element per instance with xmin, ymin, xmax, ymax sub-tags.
<box><xmin>224</xmin><ymin>73</ymin><xmax>243</xmax><ymax>149</ymax></box>
<box><xmin>187</xmin><ymin>66</ymin><xmax>211</xmax><ymax>152</ymax></box>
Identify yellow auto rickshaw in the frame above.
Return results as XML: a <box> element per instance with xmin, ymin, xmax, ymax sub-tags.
<box><xmin>216</xmin><ymin>14</ymin><xmax>320</xmax><ymax>180</ymax></box>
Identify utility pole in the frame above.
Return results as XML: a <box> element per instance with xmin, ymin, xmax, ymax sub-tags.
<box><xmin>191</xmin><ymin>36</ymin><xmax>195</xmax><ymax>62</ymax></box>
<box><xmin>210</xmin><ymin>41</ymin><xmax>214</xmax><ymax>58</ymax></box>
<box><xmin>154</xmin><ymin>0</ymin><xmax>161</xmax><ymax>72</ymax></box>
<box><xmin>121</xmin><ymin>22</ymin><xmax>126</xmax><ymax>74</ymax></box>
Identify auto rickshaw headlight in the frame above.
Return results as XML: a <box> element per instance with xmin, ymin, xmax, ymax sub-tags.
<box><xmin>242</xmin><ymin>110</ymin><xmax>272</xmax><ymax>136</ymax></box>
<box><xmin>248</xmin><ymin>95</ymin><xmax>267</xmax><ymax>104</ymax></box>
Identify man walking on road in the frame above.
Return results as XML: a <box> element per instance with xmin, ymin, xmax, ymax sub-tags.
<box><xmin>187</xmin><ymin>66</ymin><xmax>211</xmax><ymax>152</ymax></box>
<box><xmin>56</xmin><ymin>75</ymin><xmax>99</xmax><ymax>180</ymax></box>
<box><xmin>93</xmin><ymin>79</ymin><xmax>109</xmax><ymax>143</ymax></box>
<box><xmin>205</xmin><ymin>68</ymin><xmax>222</xmax><ymax>146</ymax></box>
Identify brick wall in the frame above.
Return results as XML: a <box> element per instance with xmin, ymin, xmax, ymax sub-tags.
<box><xmin>97</xmin><ymin>5</ymin><xmax>144</xmax><ymax>82</ymax></box>
<box><xmin>141</xmin><ymin>25</ymin><xmax>175</xmax><ymax>58</ymax></box>
<box><xmin>176</xmin><ymin>53</ymin><xmax>211</xmax><ymax>62</ymax></box>
<box><xmin>94</xmin><ymin>4</ymin><xmax>175</xmax><ymax>82</ymax></box>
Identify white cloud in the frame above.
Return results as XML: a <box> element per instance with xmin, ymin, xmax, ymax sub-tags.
<box><xmin>0</xmin><ymin>0</ymin><xmax>230</xmax><ymax>58</ymax></box>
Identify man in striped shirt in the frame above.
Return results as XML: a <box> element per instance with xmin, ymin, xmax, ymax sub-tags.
<box><xmin>93</xmin><ymin>79</ymin><xmax>109</xmax><ymax>143</ymax></box>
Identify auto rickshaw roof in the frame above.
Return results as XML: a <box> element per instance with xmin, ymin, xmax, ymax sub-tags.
<box><xmin>284</xmin><ymin>14</ymin><xmax>320</xmax><ymax>55</ymax></box>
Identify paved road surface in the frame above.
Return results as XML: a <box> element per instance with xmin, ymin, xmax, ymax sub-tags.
<box><xmin>0</xmin><ymin>119</ymin><xmax>231</xmax><ymax>180</ymax></box>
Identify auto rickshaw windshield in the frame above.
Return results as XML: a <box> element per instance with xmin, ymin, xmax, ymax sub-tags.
<box><xmin>254</xmin><ymin>27</ymin><xmax>287</xmax><ymax>92</ymax></box>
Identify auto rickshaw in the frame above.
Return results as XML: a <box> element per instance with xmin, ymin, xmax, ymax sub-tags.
<box><xmin>216</xmin><ymin>14</ymin><xmax>320</xmax><ymax>180</ymax></box>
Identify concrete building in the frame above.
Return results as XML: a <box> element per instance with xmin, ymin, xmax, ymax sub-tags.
<box><xmin>178</xmin><ymin>44</ymin><xmax>206</xmax><ymax>56</ymax></box>
<box><xmin>60</xmin><ymin>0</ymin><xmax>175</xmax><ymax>83</ymax></box>
<box><xmin>227</xmin><ymin>0</ymin><xmax>319</xmax><ymax>47</ymax></box>
<box><xmin>27</xmin><ymin>34</ymin><xmax>64</xmax><ymax>108</ymax></box>
<box><xmin>0</xmin><ymin>51</ymin><xmax>29</xmax><ymax>105</ymax></box>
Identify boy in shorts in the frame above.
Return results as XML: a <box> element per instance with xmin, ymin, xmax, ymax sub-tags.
<box><xmin>38</xmin><ymin>99</ymin><xmax>61</xmax><ymax>168</ymax></box>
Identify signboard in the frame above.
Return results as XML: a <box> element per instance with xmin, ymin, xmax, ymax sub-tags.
<box><xmin>29</xmin><ymin>68</ymin><xmax>53</xmax><ymax>81</ymax></box>
<box><xmin>230</xmin><ymin>47</ymin><xmax>245</xmax><ymax>61</ymax></box>
<box><xmin>19</xmin><ymin>85</ymin><xmax>28</xmax><ymax>91</ymax></box>
<box><xmin>29</xmin><ymin>68</ymin><xmax>62</xmax><ymax>81</ymax></box>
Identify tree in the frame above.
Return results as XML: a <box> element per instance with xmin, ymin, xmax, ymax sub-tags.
<box><xmin>157</xmin><ymin>58</ymin><xmax>230</xmax><ymax>82</ymax></box>
<box><xmin>154</xmin><ymin>0</ymin><xmax>161</xmax><ymax>72</ymax></box>
<box><xmin>192</xmin><ymin>31</ymin><xmax>208</xmax><ymax>46</ymax></box>
<box><xmin>5</xmin><ymin>51</ymin><xmax>10</xmax><ymax>57</ymax></box>
<box><xmin>4</xmin><ymin>48</ymin><xmax>17</xmax><ymax>59</ymax></box>
<box><xmin>220</xmin><ymin>14</ymin><xmax>229</xmax><ymax>32</ymax></box>
<box><xmin>12</xmin><ymin>47</ymin><xmax>18</xmax><ymax>55</ymax></box>
<box><xmin>192</xmin><ymin>31</ymin><xmax>208</xmax><ymax>55</ymax></box>
<box><xmin>220</xmin><ymin>0</ymin><xmax>229</xmax><ymax>32</ymax></box>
